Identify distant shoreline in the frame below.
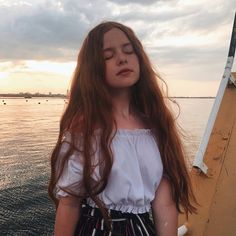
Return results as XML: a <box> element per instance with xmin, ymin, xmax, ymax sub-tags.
<box><xmin>0</xmin><ymin>93</ymin><xmax>66</xmax><ymax>98</ymax></box>
<box><xmin>0</xmin><ymin>94</ymin><xmax>215</xmax><ymax>99</ymax></box>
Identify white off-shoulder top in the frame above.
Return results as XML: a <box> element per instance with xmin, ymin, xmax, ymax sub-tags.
<box><xmin>56</xmin><ymin>129</ymin><xmax>163</xmax><ymax>214</ymax></box>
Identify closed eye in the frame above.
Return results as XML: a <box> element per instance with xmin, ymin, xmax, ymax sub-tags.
<box><xmin>103</xmin><ymin>49</ymin><xmax>114</xmax><ymax>60</ymax></box>
<box><xmin>122</xmin><ymin>43</ymin><xmax>134</xmax><ymax>54</ymax></box>
<box><xmin>103</xmin><ymin>43</ymin><xmax>134</xmax><ymax>60</ymax></box>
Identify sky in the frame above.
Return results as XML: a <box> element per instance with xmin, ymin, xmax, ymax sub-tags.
<box><xmin>0</xmin><ymin>0</ymin><xmax>235</xmax><ymax>96</ymax></box>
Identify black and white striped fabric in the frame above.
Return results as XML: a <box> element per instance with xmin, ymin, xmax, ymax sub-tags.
<box><xmin>74</xmin><ymin>203</ymin><xmax>156</xmax><ymax>236</ymax></box>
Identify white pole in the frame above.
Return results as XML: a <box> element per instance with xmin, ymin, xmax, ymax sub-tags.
<box><xmin>192</xmin><ymin>12</ymin><xmax>236</xmax><ymax>173</ymax></box>
<box><xmin>193</xmin><ymin>57</ymin><xmax>234</xmax><ymax>173</ymax></box>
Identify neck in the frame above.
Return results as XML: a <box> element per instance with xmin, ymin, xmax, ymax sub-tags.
<box><xmin>110</xmin><ymin>88</ymin><xmax>133</xmax><ymax>119</ymax></box>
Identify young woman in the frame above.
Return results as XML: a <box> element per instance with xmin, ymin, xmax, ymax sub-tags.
<box><xmin>48</xmin><ymin>21</ymin><xmax>197</xmax><ymax>236</ymax></box>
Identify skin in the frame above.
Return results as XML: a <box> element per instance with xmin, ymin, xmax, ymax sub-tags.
<box><xmin>103</xmin><ymin>27</ymin><xmax>142</xmax><ymax>123</ymax></box>
<box><xmin>54</xmin><ymin>196</ymin><xmax>82</xmax><ymax>236</ymax></box>
<box><xmin>152</xmin><ymin>178</ymin><xmax>178</xmax><ymax>236</ymax></box>
<box><xmin>54</xmin><ymin>27</ymin><xmax>178</xmax><ymax>236</ymax></box>
<box><xmin>103</xmin><ymin>27</ymin><xmax>140</xmax><ymax>91</ymax></box>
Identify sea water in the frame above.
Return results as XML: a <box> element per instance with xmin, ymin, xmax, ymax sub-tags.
<box><xmin>0</xmin><ymin>97</ymin><xmax>214</xmax><ymax>235</ymax></box>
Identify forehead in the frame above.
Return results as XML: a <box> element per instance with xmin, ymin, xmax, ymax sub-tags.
<box><xmin>103</xmin><ymin>28</ymin><xmax>130</xmax><ymax>48</ymax></box>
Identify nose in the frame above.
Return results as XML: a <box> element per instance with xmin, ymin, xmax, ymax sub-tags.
<box><xmin>116</xmin><ymin>51</ymin><xmax>128</xmax><ymax>65</ymax></box>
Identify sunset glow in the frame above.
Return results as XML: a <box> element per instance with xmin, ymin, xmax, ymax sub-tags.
<box><xmin>0</xmin><ymin>0</ymin><xmax>235</xmax><ymax>96</ymax></box>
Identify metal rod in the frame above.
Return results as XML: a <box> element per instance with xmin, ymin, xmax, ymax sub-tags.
<box><xmin>193</xmin><ymin>12</ymin><xmax>236</xmax><ymax>173</ymax></box>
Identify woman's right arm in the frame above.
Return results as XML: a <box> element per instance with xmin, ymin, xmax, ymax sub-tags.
<box><xmin>54</xmin><ymin>196</ymin><xmax>82</xmax><ymax>236</ymax></box>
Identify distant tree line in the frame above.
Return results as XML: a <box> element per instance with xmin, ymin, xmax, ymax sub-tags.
<box><xmin>0</xmin><ymin>92</ymin><xmax>66</xmax><ymax>98</ymax></box>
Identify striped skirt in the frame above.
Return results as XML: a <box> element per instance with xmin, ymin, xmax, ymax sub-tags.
<box><xmin>74</xmin><ymin>203</ymin><xmax>156</xmax><ymax>236</ymax></box>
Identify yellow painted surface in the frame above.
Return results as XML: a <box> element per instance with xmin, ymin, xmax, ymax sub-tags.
<box><xmin>179</xmin><ymin>73</ymin><xmax>236</xmax><ymax>235</ymax></box>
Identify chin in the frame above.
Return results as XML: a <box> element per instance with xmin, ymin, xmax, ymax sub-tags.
<box><xmin>110</xmin><ymin>83</ymin><xmax>138</xmax><ymax>90</ymax></box>
<box><xmin>106</xmin><ymin>76</ymin><xmax>139</xmax><ymax>89</ymax></box>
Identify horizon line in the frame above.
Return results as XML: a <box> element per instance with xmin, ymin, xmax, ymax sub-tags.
<box><xmin>0</xmin><ymin>93</ymin><xmax>216</xmax><ymax>99</ymax></box>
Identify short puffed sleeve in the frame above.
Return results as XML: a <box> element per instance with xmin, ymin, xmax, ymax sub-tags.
<box><xmin>55</xmin><ymin>132</ymin><xmax>84</xmax><ymax>198</ymax></box>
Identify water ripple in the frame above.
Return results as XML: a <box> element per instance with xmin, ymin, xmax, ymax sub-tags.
<box><xmin>0</xmin><ymin>98</ymin><xmax>213</xmax><ymax>234</ymax></box>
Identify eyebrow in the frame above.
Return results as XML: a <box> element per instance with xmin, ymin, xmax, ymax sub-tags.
<box><xmin>103</xmin><ymin>42</ymin><xmax>132</xmax><ymax>51</ymax></box>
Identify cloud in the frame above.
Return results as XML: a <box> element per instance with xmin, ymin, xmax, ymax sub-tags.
<box><xmin>0</xmin><ymin>0</ymin><xmax>235</xmax><ymax>68</ymax></box>
<box><xmin>0</xmin><ymin>0</ymin><xmax>110</xmax><ymax>61</ymax></box>
<box><xmin>107</xmin><ymin>0</ymin><xmax>175</xmax><ymax>5</ymax></box>
<box><xmin>149</xmin><ymin>45</ymin><xmax>225</xmax><ymax>64</ymax></box>
<box><xmin>0</xmin><ymin>1</ymin><xmax>131</xmax><ymax>59</ymax></box>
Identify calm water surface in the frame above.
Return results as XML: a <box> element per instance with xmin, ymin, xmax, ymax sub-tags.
<box><xmin>0</xmin><ymin>97</ymin><xmax>213</xmax><ymax>235</ymax></box>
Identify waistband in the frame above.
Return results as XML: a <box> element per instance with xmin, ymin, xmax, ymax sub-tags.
<box><xmin>81</xmin><ymin>203</ymin><xmax>150</xmax><ymax>221</ymax></box>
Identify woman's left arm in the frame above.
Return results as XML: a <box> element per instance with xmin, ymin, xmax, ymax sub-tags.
<box><xmin>151</xmin><ymin>177</ymin><xmax>178</xmax><ymax>236</ymax></box>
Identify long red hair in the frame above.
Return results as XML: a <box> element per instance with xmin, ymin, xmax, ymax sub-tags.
<box><xmin>48</xmin><ymin>21</ymin><xmax>197</xmax><ymax>225</ymax></box>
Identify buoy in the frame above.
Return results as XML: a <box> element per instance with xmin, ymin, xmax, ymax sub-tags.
<box><xmin>38</xmin><ymin>102</ymin><xmax>41</xmax><ymax>104</ymax></box>
<box><xmin>4</xmin><ymin>103</ymin><xmax>6</xmax><ymax>105</ymax></box>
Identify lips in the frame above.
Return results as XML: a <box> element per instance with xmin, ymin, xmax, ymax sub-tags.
<box><xmin>116</xmin><ymin>68</ymin><xmax>133</xmax><ymax>76</ymax></box>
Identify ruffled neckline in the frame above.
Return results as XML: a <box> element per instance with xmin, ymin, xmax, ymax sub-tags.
<box><xmin>93</xmin><ymin>128</ymin><xmax>151</xmax><ymax>136</ymax></box>
<box><xmin>116</xmin><ymin>128</ymin><xmax>151</xmax><ymax>135</ymax></box>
